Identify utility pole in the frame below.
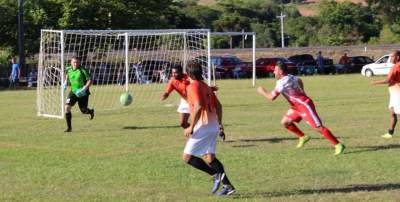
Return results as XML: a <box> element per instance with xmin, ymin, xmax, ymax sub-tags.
<box><xmin>18</xmin><ymin>0</ymin><xmax>25</xmax><ymax>71</ymax></box>
<box><xmin>277</xmin><ymin>11</ymin><xmax>286</xmax><ymax>48</ymax></box>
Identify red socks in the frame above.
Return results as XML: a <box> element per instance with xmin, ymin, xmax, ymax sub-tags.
<box><xmin>285</xmin><ymin>123</ymin><xmax>304</xmax><ymax>138</ymax></box>
<box><xmin>319</xmin><ymin>127</ymin><xmax>339</xmax><ymax>145</ymax></box>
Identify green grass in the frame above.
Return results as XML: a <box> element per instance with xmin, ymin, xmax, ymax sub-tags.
<box><xmin>1</xmin><ymin>74</ymin><xmax>400</xmax><ymax>201</ymax></box>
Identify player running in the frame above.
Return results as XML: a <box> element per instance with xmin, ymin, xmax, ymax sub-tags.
<box><xmin>257</xmin><ymin>61</ymin><xmax>345</xmax><ymax>155</ymax></box>
<box><xmin>161</xmin><ymin>65</ymin><xmax>191</xmax><ymax>129</ymax></box>
<box><xmin>161</xmin><ymin>65</ymin><xmax>225</xmax><ymax>140</ymax></box>
<box><xmin>63</xmin><ymin>56</ymin><xmax>95</xmax><ymax>132</ymax></box>
<box><xmin>182</xmin><ymin>62</ymin><xmax>235</xmax><ymax>196</ymax></box>
<box><xmin>372</xmin><ymin>50</ymin><xmax>400</xmax><ymax>139</ymax></box>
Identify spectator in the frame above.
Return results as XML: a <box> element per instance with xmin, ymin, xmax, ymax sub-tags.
<box><xmin>28</xmin><ymin>68</ymin><xmax>37</xmax><ymax>87</ymax></box>
<box><xmin>232</xmin><ymin>66</ymin><xmax>243</xmax><ymax>79</ymax></box>
<box><xmin>9</xmin><ymin>57</ymin><xmax>20</xmax><ymax>89</ymax></box>
<box><xmin>316</xmin><ymin>51</ymin><xmax>324</xmax><ymax>74</ymax></box>
<box><xmin>337</xmin><ymin>53</ymin><xmax>350</xmax><ymax>74</ymax></box>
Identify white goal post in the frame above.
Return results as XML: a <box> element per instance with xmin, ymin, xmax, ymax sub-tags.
<box><xmin>37</xmin><ymin>29</ymin><xmax>211</xmax><ymax>119</ymax></box>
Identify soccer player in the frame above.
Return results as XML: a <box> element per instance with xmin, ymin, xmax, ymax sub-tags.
<box><xmin>372</xmin><ymin>50</ymin><xmax>400</xmax><ymax>139</ymax></box>
<box><xmin>257</xmin><ymin>61</ymin><xmax>345</xmax><ymax>155</ymax></box>
<box><xmin>182</xmin><ymin>62</ymin><xmax>235</xmax><ymax>196</ymax></box>
<box><xmin>63</xmin><ymin>56</ymin><xmax>95</xmax><ymax>132</ymax></box>
<box><xmin>161</xmin><ymin>65</ymin><xmax>191</xmax><ymax>129</ymax></box>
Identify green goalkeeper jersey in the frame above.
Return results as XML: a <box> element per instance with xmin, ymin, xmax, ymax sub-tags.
<box><xmin>66</xmin><ymin>65</ymin><xmax>92</xmax><ymax>93</ymax></box>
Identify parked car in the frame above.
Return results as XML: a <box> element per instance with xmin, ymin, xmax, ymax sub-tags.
<box><xmin>361</xmin><ymin>54</ymin><xmax>394</xmax><ymax>77</ymax></box>
<box><xmin>288</xmin><ymin>54</ymin><xmax>316</xmax><ymax>75</ymax></box>
<box><xmin>346</xmin><ymin>56</ymin><xmax>374</xmax><ymax>73</ymax></box>
<box><xmin>288</xmin><ymin>54</ymin><xmax>335</xmax><ymax>75</ymax></box>
<box><xmin>251</xmin><ymin>57</ymin><xmax>297</xmax><ymax>77</ymax></box>
<box><xmin>211</xmin><ymin>56</ymin><xmax>248</xmax><ymax>78</ymax></box>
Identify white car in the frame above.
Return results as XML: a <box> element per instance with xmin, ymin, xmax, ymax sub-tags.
<box><xmin>361</xmin><ymin>54</ymin><xmax>394</xmax><ymax>77</ymax></box>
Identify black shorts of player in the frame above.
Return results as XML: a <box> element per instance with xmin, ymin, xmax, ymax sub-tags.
<box><xmin>66</xmin><ymin>90</ymin><xmax>91</xmax><ymax>113</ymax></box>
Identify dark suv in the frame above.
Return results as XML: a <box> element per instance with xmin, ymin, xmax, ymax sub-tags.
<box><xmin>347</xmin><ymin>56</ymin><xmax>374</xmax><ymax>73</ymax></box>
<box><xmin>288</xmin><ymin>54</ymin><xmax>335</xmax><ymax>75</ymax></box>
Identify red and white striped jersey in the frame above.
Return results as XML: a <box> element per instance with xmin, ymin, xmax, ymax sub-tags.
<box><xmin>271</xmin><ymin>74</ymin><xmax>311</xmax><ymax>106</ymax></box>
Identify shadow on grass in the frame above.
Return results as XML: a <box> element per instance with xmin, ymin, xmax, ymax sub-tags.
<box><xmin>231</xmin><ymin>144</ymin><xmax>257</xmax><ymax>148</ymax></box>
<box><xmin>346</xmin><ymin>144</ymin><xmax>400</xmax><ymax>154</ymax></box>
<box><xmin>234</xmin><ymin>183</ymin><xmax>400</xmax><ymax>199</ymax></box>
<box><xmin>123</xmin><ymin>125</ymin><xmax>181</xmax><ymax>130</ymax></box>
<box><xmin>225</xmin><ymin>137</ymin><xmax>298</xmax><ymax>144</ymax></box>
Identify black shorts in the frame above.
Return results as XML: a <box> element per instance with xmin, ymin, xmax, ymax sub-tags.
<box><xmin>66</xmin><ymin>91</ymin><xmax>91</xmax><ymax>112</ymax></box>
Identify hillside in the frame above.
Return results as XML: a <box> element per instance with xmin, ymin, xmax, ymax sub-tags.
<box><xmin>198</xmin><ymin>0</ymin><xmax>368</xmax><ymax>16</ymax></box>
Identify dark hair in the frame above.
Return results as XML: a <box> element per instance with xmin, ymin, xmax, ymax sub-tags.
<box><xmin>276</xmin><ymin>61</ymin><xmax>288</xmax><ymax>73</ymax></box>
<box><xmin>172</xmin><ymin>64</ymin><xmax>183</xmax><ymax>73</ymax></box>
<box><xmin>187</xmin><ymin>61</ymin><xmax>203</xmax><ymax>80</ymax></box>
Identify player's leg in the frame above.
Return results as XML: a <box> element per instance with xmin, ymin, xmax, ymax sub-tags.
<box><xmin>203</xmin><ymin>154</ymin><xmax>235</xmax><ymax>195</ymax></box>
<box><xmin>64</xmin><ymin>91</ymin><xmax>77</xmax><ymax>132</ymax></box>
<box><xmin>302</xmin><ymin>101</ymin><xmax>345</xmax><ymax>155</ymax></box>
<box><xmin>282</xmin><ymin>109</ymin><xmax>310</xmax><ymax>148</ymax></box>
<box><xmin>179</xmin><ymin>113</ymin><xmax>190</xmax><ymax>129</ymax></box>
<box><xmin>78</xmin><ymin>94</ymin><xmax>94</xmax><ymax>120</ymax></box>
<box><xmin>177</xmin><ymin>99</ymin><xmax>190</xmax><ymax>128</ymax></box>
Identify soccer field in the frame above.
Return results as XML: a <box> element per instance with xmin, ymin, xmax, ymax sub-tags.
<box><xmin>1</xmin><ymin>74</ymin><xmax>400</xmax><ymax>201</ymax></box>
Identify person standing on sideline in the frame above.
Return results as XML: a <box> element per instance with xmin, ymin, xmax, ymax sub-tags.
<box><xmin>372</xmin><ymin>50</ymin><xmax>400</xmax><ymax>139</ymax></box>
<box><xmin>161</xmin><ymin>65</ymin><xmax>191</xmax><ymax>129</ymax></box>
<box><xmin>316</xmin><ymin>51</ymin><xmax>325</xmax><ymax>74</ymax></box>
<box><xmin>63</xmin><ymin>56</ymin><xmax>95</xmax><ymax>132</ymax></box>
<box><xmin>338</xmin><ymin>53</ymin><xmax>350</xmax><ymax>73</ymax></box>
<box><xmin>9</xmin><ymin>57</ymin><xmax>20</xmax><ymax>88</ymax></box>
<box><xmin>257</xmin><ymin>61</ymin><xmax>345</xmax><ymax>155</ymax></box>
<box><xmin>182</xmin><ymin>62</ymin><xmax>235</xmax><ymax>196</ymax></box>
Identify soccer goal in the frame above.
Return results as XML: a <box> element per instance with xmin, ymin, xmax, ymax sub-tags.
<box><xmin>37</xmin><ymin>29</ymin><xmax>211</xmax><ymax>119</ymax></box>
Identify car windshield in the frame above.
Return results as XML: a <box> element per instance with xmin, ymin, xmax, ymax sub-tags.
<box><xmin>276</xmin><ymin>57</ymin><xmax>290</xmax><ymax>62</ymax></box>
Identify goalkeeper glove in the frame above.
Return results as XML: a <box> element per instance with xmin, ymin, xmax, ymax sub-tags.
<box><xmin>75</xmin><ymin>87</ymin><xmax>87</xmax><ymax>98</ymax></box>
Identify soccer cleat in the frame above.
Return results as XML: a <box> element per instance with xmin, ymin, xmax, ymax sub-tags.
<box><xmin>217</xmin><ymin>185</ymin><xmax>236</xmax><ymax>196</ymax></box>
<box><xmin>211</xmin><ymin>173</ymin><xmax>222</xmax><ymax>193</ymax></box>
<box><xmin>296</xmin><ymin>135</ymin><xmax>311</xmax><ymax>148</ymax></box>
<box><xmin>64</xmin><ymin>128</ymin><xmax>72</xmax><ymax>133</ymax></box>
<box><xmin>334</xmin><ymin>143</ymin><xmax>345</xmax><ymax>155</ymax></box>
<box><xmin>381</xmin><ymin>133</ymin><xmax>393</xmax><ymax>139</ymax></box>
<box><xmin>219</xmin><ymin>131</ymin><xmax>226</xmax><ymax>142</ymax></box>
<box><xmin>89</xmin><ymin>109</ymin><xmax>95</xmax><ymax>120</ymax></box>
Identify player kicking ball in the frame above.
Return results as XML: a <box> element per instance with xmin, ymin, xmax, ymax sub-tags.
<box><xmin>257</xmin><ymin>61</ymin><xmax>345</xmax><ymax>155</ymax></box>
<box><xmin>182</xmin><ymin>62</ymin><xmax>235</xmax><ymax>196</ymax></box>
<box><xmin>63</xmin><ymin>56</ymin><xmax>95</xmax><ymax>132</ymax></box>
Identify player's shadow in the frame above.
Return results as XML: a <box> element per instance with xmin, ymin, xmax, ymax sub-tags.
<box><xmin>123</xmin><ymin>125</ymin><xmax>181</xmax><ymax>130</ymax></box>
<box><xmin>226</xmin><ymin>137</ymin><xmax>324</xmax><ymax>144</ymax></box>
<box><xmin>346</xmin><ymin>144</ymin><xmax>400</xmax><ymax>154</ymax></box>
<box><xmin>234</xmin><ymin>183</ymin><xmax>400</xmax><ymax>199</ymax></box>
<box><xmin>225</xmin><ymin>137</ymin><xmax>297</xmax><ymax>144</ymax></box>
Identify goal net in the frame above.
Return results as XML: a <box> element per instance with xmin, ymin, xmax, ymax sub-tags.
<box><xmin>37</xmin><ymin>29</ymin><xmax>211</xmax><ymax>118</ymax></box>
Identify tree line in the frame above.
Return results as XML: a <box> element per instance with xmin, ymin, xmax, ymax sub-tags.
<box><xmin>1</xmin><ymin>0</ymin><xmax>400</xmax><ymax>56</ymax></box>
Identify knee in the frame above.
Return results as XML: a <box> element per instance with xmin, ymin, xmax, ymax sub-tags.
<box><xmin>202</xmin><ymin>154</ymin><xmax>215</xmax><ymax>164</ymax></box>
<box><xmin>65</xmin><ymin>105</ymin><xmax>72</xmax><ymax>113</ymax></box>
<box><xmin>281</xmin><ymin>119</ymin><xmax>291</xmax><ymax>127</ymax></box>
<box><xmin>182</xmin><ymin>153</ymin><xmax>191</xmax><ymax>163</ymax></box>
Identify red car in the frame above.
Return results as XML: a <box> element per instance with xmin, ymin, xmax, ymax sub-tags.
<box><xmin>251</xmin><ymin>57</ymin><xmax>297</xmax><ymax>77</ymax></box>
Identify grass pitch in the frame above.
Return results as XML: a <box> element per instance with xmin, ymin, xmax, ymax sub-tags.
<box><xmin>1</xmin><ymin>74</ymin><xmax>400</xmax><ymax>201</ymax></box>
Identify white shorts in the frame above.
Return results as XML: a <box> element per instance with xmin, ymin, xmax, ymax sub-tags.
<box><xmin>177</xmin><ymin>98</ymin><xmax>190</xmax><ymax>114</ymax></box>
<box><xmin>389</xmin><ymin>86</ymin><xmax>400</xmax><ymax>114</ymax></box>
<box><xmin>183</xmin><ymin>122</ymin><xmax>219</xmax><ymax>156</ymax></box>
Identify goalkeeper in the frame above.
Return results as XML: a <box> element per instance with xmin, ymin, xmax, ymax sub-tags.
<box><xmin>63</xmin><ymin>56</ymin><xmax>95</xmax><ymax>132</ymax></box>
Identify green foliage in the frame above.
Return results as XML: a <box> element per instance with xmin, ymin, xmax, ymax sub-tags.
<box><xmin>250</xmin><ymin>22</ymin><xmax>279</xmax><ymax>47</ymax></box>
<box><xmin>316</xmin><ymin>1</ymin><xmax>380</xmax><ymax>45</ymax></box>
